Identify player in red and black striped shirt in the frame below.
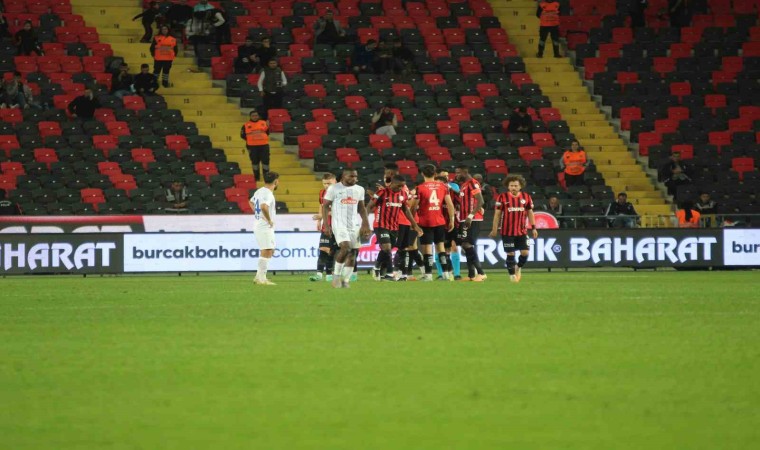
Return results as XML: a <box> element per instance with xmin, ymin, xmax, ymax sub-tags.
<box><xmin>367</xmin><ymin>175</ymin><xmax>422</xmax><ymax>281</ymax></box>
<box><xmin>489</xmin><ymin>174</ymin><xmax>538</xmax><ymax>283</ymax></box>
<box><xmin>455</xmin><ymin>164</ymin><xmax>486</xmax><ymax>281</ymax></box>
<box><xmin>310</xmin><ymin>173</ymin><xmax>337</xmax><ymax>281</ymax></box>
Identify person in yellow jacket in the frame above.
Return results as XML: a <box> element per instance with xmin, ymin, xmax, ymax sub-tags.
<box><xmin>536</xmin><ymin>0</ymin><xmax>562</xmax><ymax>58</ymax></box>
<box><xmin>150</xmin><ymin>25</ymin><xmax>177</xmax><ymax>88</ymax></box>
<box><xmin>240</xmin><ymin>110</ymin><xmax>270</xmax><ymax>181</ymax></box>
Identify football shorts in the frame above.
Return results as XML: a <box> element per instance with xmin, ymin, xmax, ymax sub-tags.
<box><xmin>420</xmin><ymin>225</ymin><xmax>446</xmax><ymax>245</ymax></box>
<box><xmin>456</xmin><ymin>221</ymin><xmax>480</xmax><ymax>246</ymax></box>
<box><xmin>332</xmin><ymin>226</ymin><xmax>362</xmax><ymax>249</ymax></box>
<box><xmin>254</xmin><ymin>226</ymin><xmax>276</xmax><ymax>249</ymax></box>
<box><xmin>374</xmin><ymin>227</ymin><xmax>397</xmax><ymax>245</ymax></box>
<box><xmin>502</xmin><ymin>235</ymin><xmax>530</xmax><ymax>252</ymax></box>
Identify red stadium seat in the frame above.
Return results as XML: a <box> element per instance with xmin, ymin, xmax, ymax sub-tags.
<box><xmin>336</xmin><ymin>148</ymin><xmax>360</xmax><ymax>164</ymax></box>
<box><xmin>518</xmin><ymin>146</ymin><xmax>543</xmax><ymax>162</ymax></box>
<box><xmin>0</xmin><ymin>161</ymin><xmax>25</xmax><ymax>177</ymax></box>
<box><xmin>224</xmin><ymin>187</ymin><xmax>249</xmax><ymax>203</ymax></box>
<box><xmin>437</xmin><ymin>120</ymin><xmax>460</xmax><ymax>135</ymax></box>
<box><xmin>485</xmin><ymin>159</ymin><xmax>509</xmax><ymax>174</ymax></box>
<box><xmin>234</xmin><ymin>174</ymin><xmax>257</xmax><ymax>189</ymax></box>
<box><xmin>637</xmin><ymin>132</ymin><xmax>662</xmax><ymax>156</ymax></box>
<box><xmin>106</xmin><ymin>121</ymin><xmax>131</xmax><ymax>136</ymax></box>
<box><xmin>97</xmin><ymin>161</ymin><xmax>121</xmax><ymax>176</ymax></box>
<box><xmin>396</xmin><ymin>160</ymin><xmax>418</xmax><ymax>178</ymax></box>
<box><xmin>369</xmin><ymin>134</ymin><xmax>393</xmax><ymax>150</ymax></box>
<box><xmin>195</xmin><ymin>162</ymin><xmax>219</xmax><ymax>183</ymax></box>
<box><xmin>671</xmin><ymin>144</ymin><xmax>694</xmax><ymax>160</ymax></box>
<box><xmin>669</xmin><ymin>81</ymin><xmax>691</xmax><ymax>101</ymax></box>
<box><xmin>92</xmin><ymin>135</ymin><xmax>119</xmax><ymax>157</ymax></box>
<box><xmin>414</xmin><ymin>134</ymin><xmax>438</xmax><ymax>148</ymax></box>
<box><xmin>667</xmin><ymin>107</ymin><xmax>690</xmax><ymax>120</ymax></box>
<box><xmin>37</xmin><ymin>121</ymin><xmax>62</xmax><ymax>138</ymax></box>
<box><xmin>391</xmin><ymin>83</ymin><xmax>415</xmax><ymax>101</ymax></box>
<box><xmin>304</xmin><ymin>83</ymin><xmax>327</xmax><ymax>98</ymax></box>
<box><xmin>620</xmin><ymin>106</ymin><xmax>642</xmax><ymax>131</ymax></box>
<box><xmin>311</xmin><ymin>109</ymin><xmax>335</xmax><ymax>122</ymax></box>
<box><xmin>165</xmin><ymin>135</ymin><xmax>189</xmax><ymax>156</ymax></box>
<box><xmin>305</xmin><ymin>121</ymin><xmax>329</xmax><ymax>136</ymax></box>
<box><xmin>297</xmin><ymin>135</ymin><xmax>322</xmax><ymax>158</ymax></box>
<box><xmin>462</xmin><ymin>133</ymin><xmax>485</xmax><ymax>150</ymax></box>
<box><xmin>708</xmin><ymin>131</ymin><xmax>732</xmax><ymax>151</ymax></box>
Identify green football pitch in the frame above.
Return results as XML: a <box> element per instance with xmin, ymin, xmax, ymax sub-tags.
<box><xmin>2</xmin><ymin>271</ymin><xmax>759</xmax><ymax>450</ymax></box>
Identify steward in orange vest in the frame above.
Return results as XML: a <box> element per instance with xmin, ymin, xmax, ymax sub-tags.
<box><xmin>561</xmin><ymin>140</ymin><xmax>588</xmax><ymax>186</ymax></box>
<box><xmin>240</xmin><ymin>110</ymin><xmax>271</xmax><ymax>181</ymax></box>
<box><xmin>536</xmin><ymin>1</ymin><xmax>561</xmax><ymax>58</ymax></box>
<box><xmin>150</xmin><ymin>25</ymin><xmax>177</xmax><ymax>88</ymax></box>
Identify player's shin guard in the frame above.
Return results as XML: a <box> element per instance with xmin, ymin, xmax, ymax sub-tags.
<box><xmin>435</xmin><ymin>256</ymin><xmax>443</xmax><ymax>276</ymax></box>
<box><xmin>395</xmin><ymin>250</ymin><xmax>407</xmax><ymax>275</ymax></box>
<box><xmin>379</xmin><ymin>249</ymin><xmax>393</xmax><ymax>271</ymax></box>
<box><xmin>518</xmin><ymin>254</ymin><xmax>528</xmax><ymax>267</ymax></box>
<box><xmin>506</xmin><ymin>254</ymin><xmax>516</xmax><ymax>275</ymax></box>
<box><xmin>437</xmin><ymin>253</ymin><xmax>448</xmax><ymax>273</ymax></box>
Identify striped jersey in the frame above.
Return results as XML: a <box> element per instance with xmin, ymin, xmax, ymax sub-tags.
<box><xmin>457</xmin><ymin>178</ymin><xmax>483</xmax><ymax>222</ymax></box>
<box><xmin>323</xmin><ymin>182</ymin><xmax>366</xmax><ymax>229</ymax></box>
<box><xmin>372</xmin><ymin>187</ymin><xmax>407</xmax><ymax>231</ymax></box>
<box><xmin>495</xmin><ymin>191</ymin><xmax>534</xmax><ymax>236</ymax></box>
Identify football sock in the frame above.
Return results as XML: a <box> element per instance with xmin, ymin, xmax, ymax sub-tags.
<box><xmin>342</xmin><ymin>264</ymin><xmax>353</xmax><ymax>282</ymax></box>
<box><xmin>518</xmin><ymin>254</ymin><xmax>528</xmax><ymax>267</ymax></box>
<box><xmin>423</xmin><ymin>254</ymin><xmax>434</xmax><ymax>274</ymax></box>
<box><xmin>353</xmin><ymin>250</ymin><xmax>359</xmax><ymax>272</ymax></box>
<box><xmin>412</xmin><ymin>251</ymin><xmax>425</xmax><ymax>274</ymax></box>
<box><xmin>257</xmin><ymin>257</ymin><xmax>270</xmax><ymax>280</ymax></box>
<box><xmin>451</xmin><ymin>251</ymin><xmax>461</xmax><ymax>276</ymax></box>
<box><xmin>325</xmin><ymin>252</ymin><xmax>334</xmax><ymax>275</ymax></box>
<box><xmin>506</xmin><ymin>254</ymin><xmax>516</xmax><ymax>275</ymax></box>
<box><xmin>437</xmin><ymin>252</ymin><xmax>449</xmax><ymax>273</ymax></box>
<box><xmin>317</xmin><ymin>250</ymin><xmax>329</xmax><ymax>273</ymax></box>
<box><xmin>435</xmin><ymin>256</ymin><xmax>443</xmax><ymax>276</ymax></box>
<box><xmin>334</xmin><ymin>262</ymin><xmax>345</xmax><ymax>278</ymax></box>
<box><xmin>395</xmin><ymin>250</ymin><xmax>406</xmax><ymax>274</ymax></box>
<box><xmin>444</xmin><ymin>253</ymin><xmax>452</xmax><ymax>273</ymax></box>
<box><xmin>378</xmin><ymin>249</ymin><xmax>393</xmax><ymax>271</ymax></box>
<box><xmin>464</xmin><ymin>246</ymin><xmax>477</xmax><ymax>278</ymax></box>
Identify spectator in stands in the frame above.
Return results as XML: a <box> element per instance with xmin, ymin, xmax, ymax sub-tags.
<box><xmin>193</xmin><ymin>0</ymin><xmax>215</xmax><ymax>13</ymax></box>
<box><xmin>0</xmin><ymin>12</ymin><xmax>10</xmax><ymax>39</ymax></box>
<box><xmin>254</xmin><ymin>37</ymin><xmax>277</xmax><ymax>69</ymax></box>
<box><xmin>134</xmin><ymin>63</ymin><xmax>159</xmax><ymax>96</ymax></box>
<box><xmin>352</xmin><ymin>40</ymin><xmax>378</xmax><ymax>74</ymax></box>
<box><xmin>695</xmin><ymin>191</ymin><xmax>718</xmax><ymax>227</ymax></box>
<box><xmin>151</xmin><ymin>25</ymin><xmax>177</xmax><ymax>88</ymax></box>
<box><xmin>659</xmin><ymin>151</ymin><xmax>691</xmax><ymax>197</ymax></box>
<box><xmin>241</xmin><ymin>110</ymin><xmax>270</xmax><ymax>182</ymax></box>
<box><xmin>541</xmin><ymin>194</ymin><xmax>566</xmax><ymax>227</ymax></box>
<box><xmin>67</xmin><ymin>88</ymin><xmax>101</xmax><ymax>120</ymax></box>
<box><xmin>606</xmin><ymin>192</ymin><xmax>639</xmax><ymax>228</ymax></box>
<box><xmin>372</xmin><ymin>105</ymin><xmax>397</xmax><ymax>137</ymax></box>
<box><xmin>256</xmin><ymin>59</ymin><xmax>286</xmax><ymax>120</ymax></box>
<box><xmin>561</xmin><ymin>140</ymin><xmax>588</xmax><ymax>186</ymax></box>
<box><xmin>111</xmin><ymin>63</ymin><xmax>134</xmax><ymax>99</ymax></box>
<box><xmin>391</xmin><ymin>38</ymin><xmax>414</xmax><ymax>76</ymax></box>
<box><xmin>669</xmin><ymin>0</ymin><xmax>692</xmax><ymax>28</ymax></box>
<box><xmin>536</xmin><ymin>0</ymin><xmax>561</xmax><ymax>58</ymax></box>
<box><xmin>313</xmin><ymin>9</ymin><xmax>346</xmax><ymax>46</ymax></box>
<box><xmin>1</xmin><ymin>72</ymin><xmax>33</xmax><ymax>109</ymax></box>
<box><xmin>210</xmin><ymin>8</ymin><xmax>230</xmax><ymax>46</ymax></box>
<box><xmin>0</xmin><ymin>199</ymin><xmax>21</xmax><ymax>216</ymax></box>
<box><xmin>234</xmin><ymin>37</ymin><xmax>258</xmax><ymax>74</ymax></box>
<box><xmin>165</xmin><ymin>179</ymin><xmax>190</xmax><ymax>213</ymax></box>
<box><xmin>186</xmin><ymin>10</ymin><xmax>212</xmax><ymax>49</ymax></box>
<box><xmin>474</xmin><ymin>174</ymin><xmax>495</xmax><ymax>209</ymax></box>
<box><xmin>14</xmin><ymin>21</ymin><xmax>43</xmax><ymax>56</ymax></box>
<box><xmin>133</xmin><ymin>1</ymin><xmax>161</xmax><ymax>43</ymax></box>
<box><xmin>630</xmin><ymin>0</ymin><xmax>648</xmax><ymax>28</ymax></box>
<box><xmin>166</xmin><ymin>0</ymin><xmax>193</xmax><ymax>32</ymax></box>
<box><xmin>374</xmin><ymin>39</ymin><xmax>395</xmax><ymax>75</ymax></box>
<box><xmin>676</xmin><ymin>200</ymin><xmax>701</xmax><ymax>228</ymax></box>
<box><xmin>507</xmin><ymin>107</ymin><xmax>533</xmax><ymax>135</ymax></box>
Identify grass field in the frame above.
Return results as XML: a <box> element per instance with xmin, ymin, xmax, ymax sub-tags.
<box><xmin>2</xmin><ymin>271</ymin><xmax>760</xmax><ymax>449</ymax></box>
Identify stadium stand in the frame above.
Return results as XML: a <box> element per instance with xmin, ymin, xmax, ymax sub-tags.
<box><xmin>563</xmin><ymin>0</ymin><xmax>760</xmax><ymax>220</ymax></box>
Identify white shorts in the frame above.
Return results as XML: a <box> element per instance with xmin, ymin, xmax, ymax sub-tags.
<box><xmin>254</xmin><ymin>227</ymin><xmax>276</xmax><ymax>249</ymax></box>
<box><xmin>332</xmin><ymin>226</ymin><xmax>362</xmax><ymax>249</ymax></box>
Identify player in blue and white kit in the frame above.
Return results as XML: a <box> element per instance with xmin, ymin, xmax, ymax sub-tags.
<box><xmin>250</xmin><ymin>172</ymin><xmax>280</xmax><ymax>285</ymax></box>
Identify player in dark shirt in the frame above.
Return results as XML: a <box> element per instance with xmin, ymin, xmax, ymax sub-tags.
<box><xmin>455</xmin><ymin>164</ymin><xmax>486</xmax><ymax>281</ymax></box>
<box><xmin>367</xmin><ymin>175</ymin><xmax>422</xmax><ymax>281</ymax></box>
<box><xmin>490</xmin><ymin>174</ymin><xmax>538</xmax><ymax>283</ymax></box>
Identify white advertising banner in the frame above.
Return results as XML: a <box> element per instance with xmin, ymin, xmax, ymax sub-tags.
<box><xmin>722</xmin><ymin>229</ymin><xmax>760</xmax><ymax>266</ymax></box>
<box><xmin>123</xmin><ymin>232</ymin><xmax>321</xmax><ymax>272</ymax></box>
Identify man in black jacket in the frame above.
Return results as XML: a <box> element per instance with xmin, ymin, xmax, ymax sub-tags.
<box><xmin>507</xmin><ymin>107</ymin><xmax>533</xmax><ymax>135</ymax></box>
<box><xmin>659</xmin><ymin>151</ymin><xmax>691</xmax><ymax>197</ymax></box>
<box><xmin>111</xmin><ymin>63</ymin><xmax>134</xmax><ymax>99</ymax></box>
<box><xmin>166</xmin><ymin>0</ymin><xmax>193</xmax><ymax>31</ymax></box>
<box><xmin>133</xmin><ymin>63</ymin><xmax>159</xmax><ymax>96</ymax></box>
<box><xmin>67</xmin><ymin>88</ymin><xmax>100</xmax><ymax>120</ymax></box>
<box><xmin>234</xmin><ymin>37</ymin><xmax>257</xmax><ymax>74</ymax></box>
<box><xmin>606</xmin><ymin>192</ymin><xmax>639</xmax><ymax>228</ymax></box>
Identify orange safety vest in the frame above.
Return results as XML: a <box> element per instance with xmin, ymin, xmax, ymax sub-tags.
<box><xmin>562</xmin><ymin>150</ymin><xmax>587</xmax><ymax>176</ymax></box>
<box><xmin>539</xmin><ymin>1</ymin><xmax>561</xmax><ymax>27</ymax></box>
<box><xmin>676</xmin><ymin>209</ymin><xmax>701</xmax><ymax>227</ymax></box>
<box><xmin>244</xmin><ymin>120</ymin><xmax>269</xmax><ymax>146</ymax></box>
<box><xmin>154</xmin><ymin>35</ymin><xmax>176</xmax><ymax>61</ymax></box>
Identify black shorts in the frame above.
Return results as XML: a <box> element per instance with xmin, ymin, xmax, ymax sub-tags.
<box><xmin>395</xmin><ymin>224</ymin><xmax>415</xmax><ymax>248</ymax></box>
<box><xmin>375</xmin><ymin>227</ymin><xmax>397</xmax><ymax>246</ymax></box>
<box><xmin>456</xmin><ymin>220</ymin><xmax>481</xmax><ymax>246</ymax></box>
<box><xmin>319</xmin><ymin>231</ymin><xmax>337</xmax><ymax>250</ymax></box>
<box><xmin>444</xmin><ymin>226</ymin><xmax>458</xmax><ymax>249</ymax></box>
<box><xmin>502</xmin><ymin>235</ymin><xmax>529</xmax><ymax>252</ymax></box>
<box><xmin>420</xmin><ymin>225</ymin><xmax>446</xmax><ymax>245</ymax></box>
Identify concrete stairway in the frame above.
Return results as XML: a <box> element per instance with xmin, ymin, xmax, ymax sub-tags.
<box><xmin>70</xmin><ymin>0</ymin><xmax>321</xmax><ymax>213</ymax></box>
<box><xmin>491</xmin><ymin>0</ymin><xmax>672</xmax><ymax>224</ymax></box>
